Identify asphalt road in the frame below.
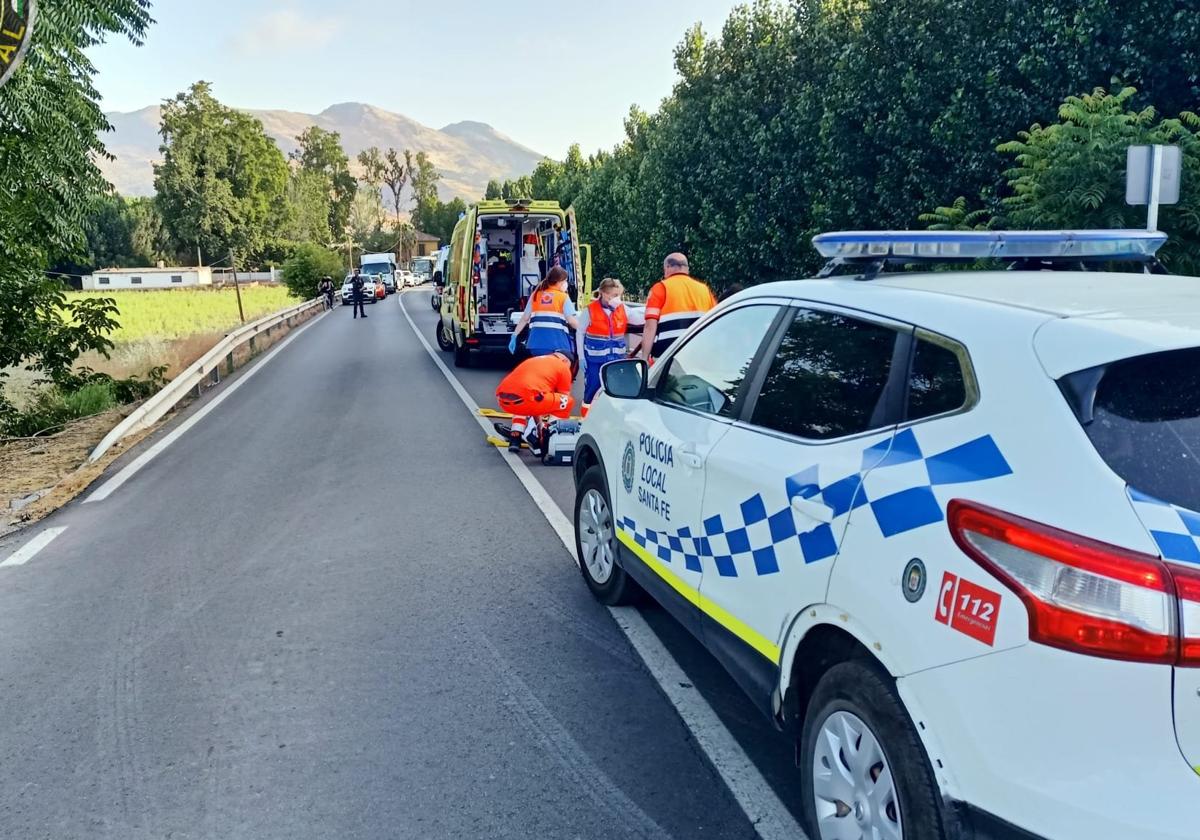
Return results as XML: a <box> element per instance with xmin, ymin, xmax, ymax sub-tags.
<box><xmin>0</xmin><ymin>291</ymin><xmax>808</xmax><ymax>839</ymax></box>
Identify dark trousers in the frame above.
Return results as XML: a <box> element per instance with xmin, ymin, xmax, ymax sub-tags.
<box><xmin>352</xmin><ymin>294</ymin><xmax>366</xmax><ymax>318</ymax></box>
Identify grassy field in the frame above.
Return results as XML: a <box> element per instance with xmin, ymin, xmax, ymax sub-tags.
<box><xmin>67</xmin><ymin>286</ymin><xmax>295</xmax><ymax>342</ymax></box>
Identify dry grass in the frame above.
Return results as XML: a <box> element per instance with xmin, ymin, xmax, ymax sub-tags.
<box><xmin>0</xmin><ymin>407</ymin><xmax>151</xmax><ymax>535</ymax></box>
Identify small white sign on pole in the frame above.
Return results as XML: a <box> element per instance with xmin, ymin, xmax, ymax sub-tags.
<box><xmin>1127</xmin><ymin>145</ymin><xmax>1182</xmax><ymax>231</ymax></box>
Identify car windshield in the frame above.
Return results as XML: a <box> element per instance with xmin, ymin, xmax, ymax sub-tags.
<box><xmin>1064</xmin><ymin>346</ymin><xmax>1200</xmax><ymax>511</ymax></box>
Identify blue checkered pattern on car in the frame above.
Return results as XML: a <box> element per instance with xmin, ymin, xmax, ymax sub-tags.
<box><xmin>618</xmin><ymin>429</ymin><xmax>1012</xmax><ymax>578</ymax></box>
<box><xmin>1128</xmin><ymin>488</ymin><xmax>1200</xmax><ymax>565</ymax></box>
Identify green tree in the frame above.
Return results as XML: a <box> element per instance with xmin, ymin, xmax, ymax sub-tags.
<box><xmin>292</xmin><ymin>125</ymin><xmax>357</xmax><ymax>239</ymax></box>
<box><xmin>409</xmin><ymin>152</ymin><xmax>443</xmax><ymax>233</ymax></box>
<box><xmin>155</xmin><ymin>82</ymin><xmax>290</xmax><ymax>264</ymax></box>
<box><xmin>348</xmin><ymin>183</ymin><xmax>384</xmax><ymax>243</ymax></box>
<box><xmin>281</xmin><ymin>242</ymin><xmax>344</xmax><ymax>299</ymax></box>
<box><xmin>381</xmin><ymin>148</ymin><xmax>411</xmax><ymax>226</ymax></box>
<box><xmin>484</xmin><ymin>179</ymin><xmax>503</xmax><ymax>200</ymax></box>
<box><xmin>919</xmin><ymin>196</ymin><xmax>994</xmax><ymax>231</ymax></box>
<box><xmin>0</xmin><ymin>0</ymin><xmax>151</xmax><ymax>406</ymax></box>
<box><xmin>356</xmin><ymin>145</ymin><xmax>386</xmax><ymax>228</ymax></box>
<box><xmin>999</xmin><ymin>87</ymin><xmax>1200</xmax><ymax>272</ymax></box>
<box><xmin>283</xmin><ymin>169</ymin><xmax>333</xmax><ymax>245</ymax></box>
<box><xmin>127</xmin><ymin>196</ymin><xmax>174</xmax><ymax>264</ymax></box>
<box><xmin>418</xmin><ymin>197</ymin><xmax>468</xmax><ymax>243</ymax></box>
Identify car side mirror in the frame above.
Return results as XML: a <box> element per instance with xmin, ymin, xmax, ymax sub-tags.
<box><xmin>602</xmin><ymin>359</ymin><xmax>648</xmax><ymax>400</ymax></box>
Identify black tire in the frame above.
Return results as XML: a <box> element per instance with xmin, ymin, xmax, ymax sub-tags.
<box><xmin>435</xmin><ymin>319</ymin><xmax>454</xmax><ymax>352</ymax></box>
<box><xmin>574</xmin><ymin>466</ymin><xmax>640</xmax><ymax>605</ymax></box>
<box><xmin>453</xmin><ymin>337</ymin><xmax>471</xmax><ymax>368</ymax></box>
<box><xmin>799</xmin><ymin>660</ymin><xmax>947</xmax><ymax>840</ymax></box>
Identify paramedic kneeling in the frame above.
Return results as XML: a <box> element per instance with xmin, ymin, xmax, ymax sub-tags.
<box><xmin>495</xmin><ymin>351</ymin><xmax>576</xmax><ymax>453</ymax></box>
<box><xmin>641</xmin><ymin>253</ymin><xmax>716</xmax><ymax>362</ymax></box>
<box><xmin>576</xmin><ymin>278</ymin><xmax>628</xmax><ymax>417</ymax></box>
<box><xmin>510</xmin><ymin>267</ymin><xmax>579</xmax><ymax>358</ymax></box>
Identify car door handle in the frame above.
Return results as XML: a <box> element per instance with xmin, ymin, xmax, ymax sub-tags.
<box><xmin>680</xmin><ymin>452</ymin><xmax>703</xmax><ymax>469</ymax></box>
<box><xmin>791</xmin><ymin>496</ymin><xmax>835</xmax><ymax>524</ymax></box>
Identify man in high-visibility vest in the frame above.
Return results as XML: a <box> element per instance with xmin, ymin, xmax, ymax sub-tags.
<box><xmin>641</xmin><ymin>253</ymin><xmax>716</xmax><ymax>362</ymax></box>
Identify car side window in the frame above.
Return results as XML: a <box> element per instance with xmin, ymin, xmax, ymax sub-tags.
<box><xmin>656</xmin><ymin>305</ymin><xmax>780</xmax><ymax>418</ymax></box>
<box><xmin>750</xmin><ymin>308</ymin><xmax>901</xmax><ymax>440</ymax></box>
<box><xmin>907</xmin><ymin>337</ymin><xmax>968</xmax><ymax>421</ymax></box>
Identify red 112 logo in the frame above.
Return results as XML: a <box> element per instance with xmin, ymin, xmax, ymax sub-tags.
<box><xmin>935</xmin><ymin>571</ymin><xmax>1001</xmax><ymax>646</ymax></box>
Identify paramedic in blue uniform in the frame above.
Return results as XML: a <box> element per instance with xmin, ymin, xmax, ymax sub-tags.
<box><xmin>509</xmin><ymin>266</ymin><xmax>579</xmax><ymax>359</ymax></box>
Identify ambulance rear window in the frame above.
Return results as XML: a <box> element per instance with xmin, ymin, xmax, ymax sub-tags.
<box><xmin>1065</xmin><ymin>347</ymin><xmax>1200</xmax><ymax>512</ymax></box>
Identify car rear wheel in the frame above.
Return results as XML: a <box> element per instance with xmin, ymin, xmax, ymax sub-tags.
<box><xmin>574</xmin><ymin>466</ymin><xmax>640</xmax><ymax>605</ymax></box>
<box><xmin>800</xmin><ymin>660</ymin><xmax>947</xmax><ymax>840</ymax></box>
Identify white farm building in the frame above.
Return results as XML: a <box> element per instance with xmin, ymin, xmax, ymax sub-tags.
<box><xmin>82</xmin><ymin>266</ymin><xmax>214</xmax><ymax>290</ymax></box>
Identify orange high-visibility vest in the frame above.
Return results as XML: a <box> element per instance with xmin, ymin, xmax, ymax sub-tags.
<box><xmin>644</xmin><ymin>274</ymin><xmax>716</xmax><ymax>358</ymax></box>
<box><xmin>527</xmin><ymin>288</ymin><xmax>573</xmax><ymax>354</ymax></box>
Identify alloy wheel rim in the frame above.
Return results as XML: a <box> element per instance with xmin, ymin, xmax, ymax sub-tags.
<box><xmin>812</xmin><ymin>710</ymin><xmax>902</xmax><ymax>840</ymax></box>
<box><xmin>578</xmin><ymin>489</ymin><xmax>615</xmax><ymax>585</ymax></box>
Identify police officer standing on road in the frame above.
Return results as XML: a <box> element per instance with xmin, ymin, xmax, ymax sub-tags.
<box><xmin>350</xmin><ymin>269</ymin><xmax>367</xmax><ymax>319</ymax></box>
<box><xmin>641</xmin><ymin>253</ymin><xmax>716</xmax><ymax>362</ymax></box>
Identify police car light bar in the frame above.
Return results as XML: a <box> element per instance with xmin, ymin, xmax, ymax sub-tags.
<box><xmin>812</xmin><ymin>230</ymin><xmax>1168</xmax><ymax>262</ymax></box>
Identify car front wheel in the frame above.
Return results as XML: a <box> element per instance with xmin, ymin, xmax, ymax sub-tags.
<box><xmin>800</xmin><ymin>660</ymin><xmax>947</xmax><ymax>840</ymax></box>
<box><xmin>574</xmin><ymin>466</ymin><xmax>640</xmax><ymax>605</ymax></box>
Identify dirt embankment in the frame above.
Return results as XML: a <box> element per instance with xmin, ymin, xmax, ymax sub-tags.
<box><xmin>0</xmin><ymin>408</ymin><xmax>153</xmax><ymax>536</ymax></box>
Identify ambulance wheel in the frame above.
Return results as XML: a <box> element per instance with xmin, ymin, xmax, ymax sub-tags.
<box><xmin>799</xmin><ymin>660</ymin><xmax>947</xmax><ymax>840</ymax></box>
<box><xmin>453</xmin><ymin>339</ymin><xmax>471</xmax><ymax>368</ymax></box>
<box><xmin>435</xmin><ymin>319</ymin><xmax>454</xmax><ymax>352</ymax></box>
<box><xmin>574</xmin><ymin>467</ymin><xmax>640</xmax><ymax>605</ymax></box>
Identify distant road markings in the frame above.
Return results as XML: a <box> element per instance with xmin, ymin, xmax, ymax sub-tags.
<box><xmin>1</xmin><ymin>526</ymin><xmax>67</xmax><ymax>568</ymax></box>
<box><xmin>398</xmin><ymin>293</ymin><xmax>806</xmax><ymax>840</ymax></box>
<box><xmin>85</xmin><ymin>311</ymin><xmax>330</xmax><ymax>504</ymax></box>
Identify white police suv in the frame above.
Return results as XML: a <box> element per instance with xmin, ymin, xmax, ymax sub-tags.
<box><xmin>571</xmin><ymin>230</ymin><xmax>1200</xmax><ymax>840</ymax></box>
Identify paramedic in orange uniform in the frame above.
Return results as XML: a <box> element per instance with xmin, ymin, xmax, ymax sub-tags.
<box><xmin>495</xmin><ymin>351</ymin><xmax>576</xmax><ymax>453</ymax></box>
<box><xmin>641</xmin><ymin>253</ymin><xmax>717</xmax><ymax>362</ymax></box>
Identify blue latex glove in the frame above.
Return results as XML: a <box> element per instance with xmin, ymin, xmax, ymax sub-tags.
<box><xmin>508</xmin><ymin>333</ymin><xmax>519</xmax><ymax>354</ymax></box>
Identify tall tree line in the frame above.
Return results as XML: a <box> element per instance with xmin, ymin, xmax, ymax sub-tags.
<box><xmin>520</xmin><ymin>0</ymin><xmax>1200</xmax><ymax>293</ymax></box>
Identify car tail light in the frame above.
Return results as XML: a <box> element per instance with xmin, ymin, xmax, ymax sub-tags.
<box><xmin>1172</xmin><ymin>563</ymin><xmax>1200</xmax><ymax>666</ymax></box>
<box><xmin>948</xmin><ymin>500</ymin><xmax>1178</xmax><ymax>664</ymax></box>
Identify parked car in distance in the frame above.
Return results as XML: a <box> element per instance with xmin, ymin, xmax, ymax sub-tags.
<box><xmin>341</xmin><ymin>276</ymin><xmax>380</xmax><ymax>305</ymax></box>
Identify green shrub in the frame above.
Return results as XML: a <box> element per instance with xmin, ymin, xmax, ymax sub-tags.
<box><xmin>281</xmin><ymin>243</ymin><xmax>344</xmax><ymax>299</ymax></box>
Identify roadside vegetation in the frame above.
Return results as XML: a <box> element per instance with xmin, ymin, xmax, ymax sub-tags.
<box><xmin>66</xmin><ymin>287</ymin><xmax>293</xmax><ymax>343</ymax></box>
<box><xmin>505</xmin><ymin>0</ymin><xmax>1200</xmax><ymax>294</ymax></box>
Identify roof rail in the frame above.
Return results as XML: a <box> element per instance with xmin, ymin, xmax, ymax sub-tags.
<box><xmin>812</xmin><ymin>230</ymin><xmax>1169</xmax><ymax>279</ymax></box>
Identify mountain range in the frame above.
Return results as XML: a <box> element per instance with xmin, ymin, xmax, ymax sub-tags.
<box><xmin>99</xmin><ymin>102</ymin><xmax>546</xmax><ymax>202</ymax></box>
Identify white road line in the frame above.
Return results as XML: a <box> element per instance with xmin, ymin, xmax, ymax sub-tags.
<box><xmin>1</xmin><ymin>527</ymin><xmax>68</xmax><ymax>568</ymax></box>
<box><xmin>398</xmin><ymin>294</ymin><xmax>805</xmax><ymax>840</ymax></box>
<box><xmin>85</xmin><ymin>311</ymin><xmax>329</xmax><ymax>504</ymax></box>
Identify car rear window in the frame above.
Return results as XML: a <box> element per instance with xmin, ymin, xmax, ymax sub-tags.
<box><xmin>1067</xmin><ymin>347</ymin><xmax>1200</xmax><ymax>511</ymax></box>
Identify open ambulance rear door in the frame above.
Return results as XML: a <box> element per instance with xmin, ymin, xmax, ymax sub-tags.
<box><xmin>565</xmin><ymin>206</ymin><xmax>593</xmax><ymax>303</ymax></box>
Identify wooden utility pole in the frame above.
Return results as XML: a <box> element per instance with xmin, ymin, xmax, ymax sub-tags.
<box><xmin>229</xmin><ymin>248</ymin><xmax>245</xmax><ymax>323</ymax></box>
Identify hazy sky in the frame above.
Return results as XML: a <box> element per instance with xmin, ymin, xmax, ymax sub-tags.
<box><xmin>88</xmin><ymin>0</ymin><xmax>746</xmax><ymax>158</ymax></box>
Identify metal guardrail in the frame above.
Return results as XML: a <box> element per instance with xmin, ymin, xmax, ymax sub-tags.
<box><xmin>88</xmin><ymin>298</ymin><xmax>322</xmax><ymax>463</ymax></box>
